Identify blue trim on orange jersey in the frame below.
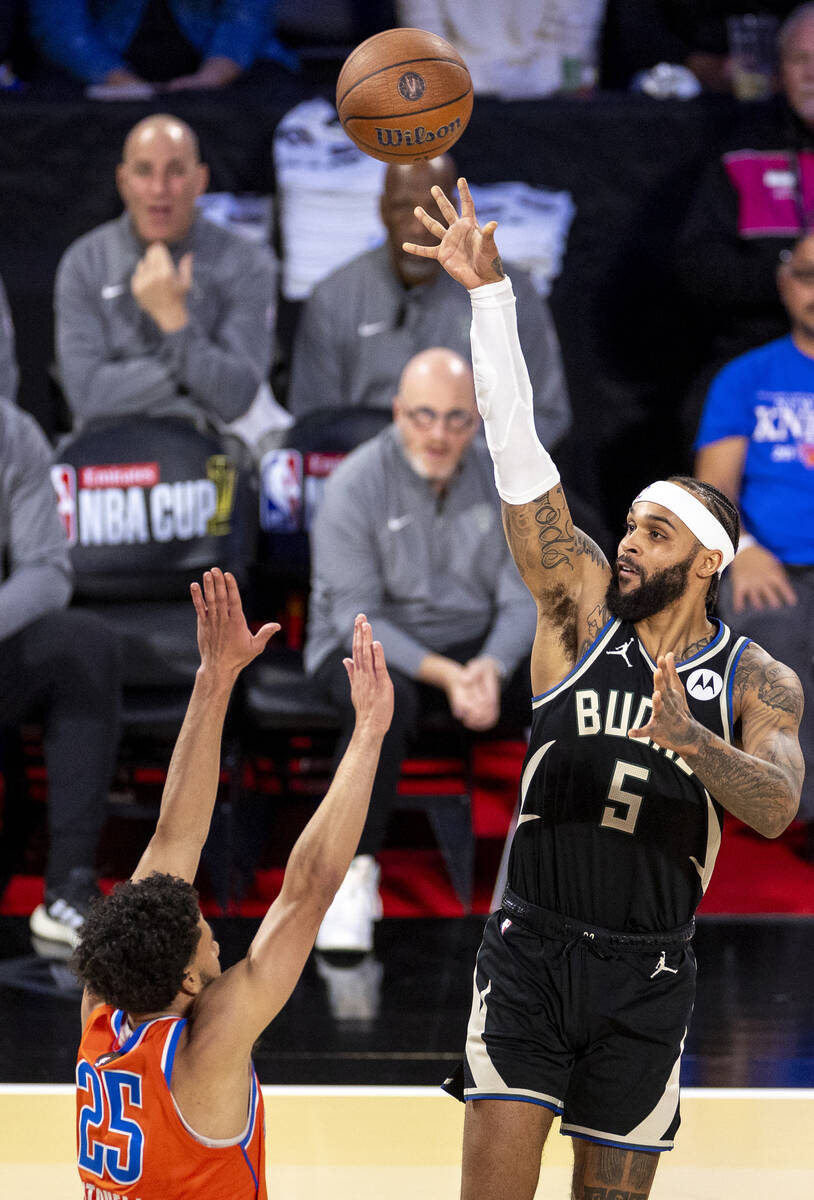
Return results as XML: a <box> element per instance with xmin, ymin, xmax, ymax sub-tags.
<box><xmin>112</xmin><ymin>1008</ymin><xmax>125</xmax><ymax>1040</ymax></box>
<box><xmin>727</xmin><ymin>636</ymin><xmax>752</xmax><ymax>741</ymax></box>
<box><xmin>241</xmin><ymin>1144</ymin><xmax>260</xmax><ymax>1195</ymax></box>
<box><xmin>531</xmin><ymin>617</ymin><xmax>618</xmax><ymax>702</ymax></box>
<box><xmin>239</xmin><ymin>1069</ymin><xmax>260</xmax><ymax>1193</ymax></box>
<box><xmin>161</xmin><ymin>1018</ymin><xmax>186</xmax><ymax>1086</ymax></box>
<box><xmin>566</xmin><ymin>1130</ymin><xmax>673</xmax><ymax>1153</ymax></box>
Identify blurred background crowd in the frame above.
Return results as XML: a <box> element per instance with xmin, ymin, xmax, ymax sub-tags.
<box><xmin>0</xmin><ymin>0</ymin><xmax>813</xmax><ymax>955</ymax></box>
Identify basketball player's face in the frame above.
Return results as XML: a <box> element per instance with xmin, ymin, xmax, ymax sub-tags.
<box><xmin>778</xmin><ymin>235</ymin><xmax>814</xmax><ymax>339</ymax></box>
<box><xmin>192</xmin><ymin>915</ymin><xmax>222</xmax><ymax>987</ymax></box>
<box><xmin>782</xmin><ymin>16</ymin><xmax>814</xmax><ymax>125</ymax></box>
<box><xmin>606</xmin><ymin>504</ymin><xmax>699</xmax><ymax>622</ymax></box>
<box><xmin>381</xmin><ymin>160</ymin><xmax>457</xmax><ymax>287</ymax></box>
<box><xmin>117</xmin><ymin>125</ymin><xmax>208</xmax><ymax>244</ymax></box>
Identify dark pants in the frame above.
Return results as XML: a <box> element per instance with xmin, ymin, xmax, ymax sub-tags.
<box><xmin>719</xmin><ymin>566</ymin><xmax>814</xmax><ymax>822</ymax></box>
<box><xmin>0</xmin><ymin>609</ymin><xmax>122</xmax><ymax>893</ymax></box>
<box><xmin>313</xmin><ymin>638</ymin><xmax>531</xmax><ymax>856</ymax></box>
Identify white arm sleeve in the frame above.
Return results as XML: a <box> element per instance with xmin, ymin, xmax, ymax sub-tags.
<box><xmin>469</xmin><ymin>276</ymin><xmax>561</xmax><ymax>505</ymax></box>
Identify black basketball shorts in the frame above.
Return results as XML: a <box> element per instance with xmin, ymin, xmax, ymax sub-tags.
<box><xmin>449</xmin><ymin>893</ymin><xmax>697</xmax><ymax>1152</ymax></box>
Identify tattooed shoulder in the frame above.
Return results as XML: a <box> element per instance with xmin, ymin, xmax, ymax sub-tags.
<box><xmin>732</xmin><ymin>642</ymin><xmax>804</xmax><ymax>723</ymax></box>
<box><xmin>574</xmin><ymin>529</ymin><xmax>607</xmax><ymax>567</ymax></box>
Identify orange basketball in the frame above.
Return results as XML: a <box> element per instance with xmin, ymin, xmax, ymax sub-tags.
<box><xmin>336</xmin><ymin>27</ymin><xmax>473</xmax><ymax>164</ymax></box>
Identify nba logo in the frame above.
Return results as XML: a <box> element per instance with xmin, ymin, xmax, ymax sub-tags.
<box><xmin>50</xmin><ymin>463</ymin><xmax>77</xmax><ymax>545</ymax></box>
<box><xmin>259</xmin><ymin>449</ymin><xmax>303</xmax><ymax>532</ymax></box>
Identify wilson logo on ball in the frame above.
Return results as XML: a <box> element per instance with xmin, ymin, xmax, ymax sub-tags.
<box><xmin>397</xmin><ymin>71</ymin><xmax>426</xmax><ymax>100</ymax></box>
<box><xmin>375</xmin><ymin>115</ymin><xmax>463</xmax><ymax>149</ymax></box>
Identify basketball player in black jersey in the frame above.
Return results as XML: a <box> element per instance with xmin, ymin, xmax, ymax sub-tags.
<box><xmin>404</xmin><ymin>183</ymin><xmax>805</xmax><ymax>1199</ymax></box>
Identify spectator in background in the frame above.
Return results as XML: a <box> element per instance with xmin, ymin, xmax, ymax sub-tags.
<box><xmin>28</xmin><ymin>0</ymin><xmax>295</xmax><ymax>92</ymax></box>
<box><xmin>695</xmin><ymin>233</ymin><xmax>814</xmax><ymax>843</ymax></box>
<box><xmin>396</xmin><ymin>1</ymin><xmax>606</xmax><ymax>97</ymax></box>
<box><xmin>304</xmin><ymin>348</ymin><xmax>537</xmax><ymax>953</ymax></box>
<box><xmin>0</xmin><ymin>272</ymin><xmax>18</xmax><ymax>401</ymax></box>
<box><xmin>0</xmin><ymin>398</ymin><xmax>121</xmax><ymax>948</ymax></box>
<box><xmin>55</xmin><ymin>114</ymin><xmax>276</xmax><ymax>433</ymax></box>
<box><xmin>602</xmin><ymin>1</ymin><xmax>797</xmax><ymax>92</ymax></box>
<box><xmin>288</xmin><ymin>155</ymin><xmax>572</xmax><ymax>450</ymax></box>
<box><xmin>677</xmin><ymin>3</ymin><xmax>814</xmax><ymax>439</ymax></box>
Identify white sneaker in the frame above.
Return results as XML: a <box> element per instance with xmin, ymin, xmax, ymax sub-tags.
<box><xmin>315</xmin><ymin>855</ymin><xmax>382</xmax><ymax>953</ymax></box>
<box><xmin>29</xmin><ymin>898</ymin><xmax>85</xmax><ymax>950</ymax></box>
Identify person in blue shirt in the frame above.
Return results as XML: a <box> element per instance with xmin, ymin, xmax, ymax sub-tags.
<box><xmin>695</xmin><ymin>232</ymin><xmax>814</xmax><ymax>834</ymax></box>
<box><xmin>28</xmin><ymin>0</ymin><xmax>296</xmax><ymax>92</ymax></box>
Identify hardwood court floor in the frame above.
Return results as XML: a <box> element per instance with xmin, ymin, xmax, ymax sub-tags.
<box><xmin>1</xmin><ymin>1086</ymin><xmax>813</xmax><ymax>1199</ymax></box>
<box><xmin>0</xmin><ymin>914</ymin><xmax>812</xmax><ymax>1196</ymax></box>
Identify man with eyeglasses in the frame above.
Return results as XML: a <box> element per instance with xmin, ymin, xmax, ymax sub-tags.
<box><xmin>304</xmin><ymin>346</ymin><xmax>537</xmax><ymax>952</ymax></box>
<box><xmin>694</xmin><ymin>232</ymin><xmax>814</xmax><ymax>852</ymax></box>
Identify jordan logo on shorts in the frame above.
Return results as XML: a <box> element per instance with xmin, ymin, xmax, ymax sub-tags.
<box><xmin>607</xmin><ymin>638</ymin><xmax>635</xmax><ymax>668</ymax></box>
<box><xmin>650</xmin><ymin>950</ymin><xmax>679</xmax><ymax>979</ymax></box>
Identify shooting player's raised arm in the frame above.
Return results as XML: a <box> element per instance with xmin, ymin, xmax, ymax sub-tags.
<box><xmin>405</xmin><ymin>178</ymin><xmax>612</xmax><ymax>689</ymax></box>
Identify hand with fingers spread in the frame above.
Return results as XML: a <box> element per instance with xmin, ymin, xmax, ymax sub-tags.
<box><xmin>402</xmin><ymin>177</ymin><xmax>506</xmax><ymax>290</ymax></box>
<box><xmin>343</xmin><ymin>613</ymin><xmax>394</xmax><ymax>739</ymax></box>
<box><xmin>628</xmin><ymin>652</ymin><xmax>701</xmax><ymax>757</ymax></box>
<box><xmin>191</xmin><ymin>568</ymin><xmax>280</xmax><ymax>679</ymax></box>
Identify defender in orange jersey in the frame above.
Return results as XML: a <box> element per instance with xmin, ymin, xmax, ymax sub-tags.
<box><xmin>73</xmin><ymin>569</ymin><xmax>394</xmax><ymax>1199</ymax></box>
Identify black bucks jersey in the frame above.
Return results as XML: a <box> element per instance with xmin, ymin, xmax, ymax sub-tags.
<box><xmin>508</xmin><ymin>617</ymin><xmax>751</xmax><ymax>932</ymax></box>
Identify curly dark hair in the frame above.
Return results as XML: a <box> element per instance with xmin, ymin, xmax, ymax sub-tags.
<box><xmin>72</xmin><ymin>873</ymin><xmax>202</xmax><ymax>1013</ymax></box>
<box><xmin>667</xmin><ymin>475</ymin><xmax>740</xmax><ymax>616</ymax></box>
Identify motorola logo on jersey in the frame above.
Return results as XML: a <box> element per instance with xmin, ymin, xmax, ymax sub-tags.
<box><xmin>686</xmin><ymin>669</ymin><xmax>723</xmax><ymax>700</ymax></box>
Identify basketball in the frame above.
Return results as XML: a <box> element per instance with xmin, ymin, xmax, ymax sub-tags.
<box><xmin>336</xmin><ymin>27</ymin><xmax>473</xmax><ymax>164</ymax></box>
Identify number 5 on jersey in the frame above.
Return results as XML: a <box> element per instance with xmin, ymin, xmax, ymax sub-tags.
<box><xmin>600</xmin><ymin>759</ymin><xmax>651</xmax><ymax>835</ymax></box>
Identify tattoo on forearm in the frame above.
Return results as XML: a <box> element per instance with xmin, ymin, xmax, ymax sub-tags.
<box><xmin>680</xmin><ymin>645</ymin><xmax>804</xmax><ymax>836</ymax></box>
<box><xmin>490</xmin><ymin>254</ymin><xmax>504</xmax><ymax>278</ymax></box>
<box><xmin>501</xmin><ymin>490</ymin><xmax>574</xmax><ymax>578</ymax></box>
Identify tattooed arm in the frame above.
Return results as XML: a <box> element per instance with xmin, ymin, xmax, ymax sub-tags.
<box><xmin>501</xmin><ymin>486</ymin><xmax>612</xmax><ymax>691</ymax></box>
<box><xmin>629</xmin><ymin>644</ymin><xmax>803</xmax><ymax>837</ymax></box>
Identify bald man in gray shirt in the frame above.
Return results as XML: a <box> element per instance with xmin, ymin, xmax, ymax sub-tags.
<box><xmin>288</xmin><ymin>156</ymin><xmax>571</xmax><ymax>449</ymax></box>
<box><xmin>55</xmin><ymin>114</ymin><xmax>275</xmax><ymax>432</ymax></box>
<box><xmin>305</xmin><ymin>348</ymin><xmax>536</xmax><ymax>953</ymax></box>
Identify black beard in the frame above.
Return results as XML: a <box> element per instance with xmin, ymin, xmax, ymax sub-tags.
<box><xmin>605</xmin><ymin>551</ymin><xmax>696</xmax><ymax>623</ymax></box>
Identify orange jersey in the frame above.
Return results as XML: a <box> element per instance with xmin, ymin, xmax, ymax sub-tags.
<box><xmin>76</xmin><ymin>1004</ymin><xmax>266</xmax><ymax>1200</ymax></box>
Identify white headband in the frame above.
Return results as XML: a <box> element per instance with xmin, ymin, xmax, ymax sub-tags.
<box><xmin>633</xmin><ymin>481</ymin><xmax>735</xmax><ymax>573</ymax></box>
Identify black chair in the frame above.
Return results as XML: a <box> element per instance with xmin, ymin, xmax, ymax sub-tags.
<box><xmin>246</xmin><ymin>407</ymin><xmax>477</xmax><ymax>911</ymax></box>
<box><xmin>52</xmin><ymin>417</ymin><xmax>257</xmax><ymax>906</ymax></box>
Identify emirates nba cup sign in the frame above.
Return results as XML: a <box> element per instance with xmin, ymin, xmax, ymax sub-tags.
<box><xmin>52</xmin><ymin>456</ymin><xmax>237</xmax><ymax>547</ymax></box>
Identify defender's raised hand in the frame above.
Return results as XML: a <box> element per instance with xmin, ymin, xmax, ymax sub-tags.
<box><xmin>628</xmin><ymin>653</ymin><xmax>699</xmax><ymax>756</ymax></box>
<box><xmin>403</xmin><ymin>177</ymin><xmax>505</xmax><ymax>290</ymax></box>
<box><xmin>343</xmin><ymin>613</ymin><xmax>394</xmax><ymax>739</ymax></box>
<box><xmin>191</xmin><ymin>568</ymin><xmax>280</xmax><ymax>677</ymax></box>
